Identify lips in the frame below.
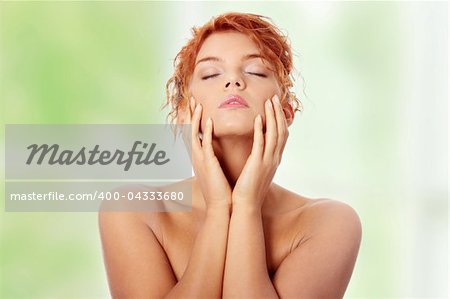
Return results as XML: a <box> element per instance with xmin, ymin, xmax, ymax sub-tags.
<box><xmin>218</xmin><ymin>94</ymin><xmax>249</xmax><ymax>109</ymax></box>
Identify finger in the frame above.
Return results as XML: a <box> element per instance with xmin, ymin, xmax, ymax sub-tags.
<box><xmin>181</xmin><ymin>98</ymin><xmax>193</xmax><ymax>149</ymax></box>
<box><xmin>272</xmin><ymin>95</ymin><xmax>288</xmax><ymax>157</ymax></box>
<box><xmin>202</xmin><ymin>117</ymin><xmax>216</xmax><ymax>158</ymax></box>
<box><xmin>251</xmin><ymin>114</ymin><xmax>264</xmax><ymax>159</ymax></box>
<box><xmin>264</xmin><ymin>98</ymin><xmax>277</xmax><ymax>159</ymax></box>
<box><xmin>190</xmin><ymin>97</ymin><xmax>195</xmax><ymax>117</ymax></box>
<box><xmin>181</xmin><ymin>99</ymin><xmax>191</xmax><ymax>148</ymax></box>
<box><xmin>185</xmin><ymin>97</ymin><xmax>194</xmax><ymax>124</ymax></box>
<box><xmin>177</xmin><ymin>98</ymin><xmax>192</xmax><ymax>154</ymax></box>
<box><xmin>191</xmin><ymin>103</ymin><xmax>202</xmax><ymax>151</ymax></box>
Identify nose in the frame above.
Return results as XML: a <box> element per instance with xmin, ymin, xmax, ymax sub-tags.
<box><xmin>224</xmin><ymin>76</ymin><xmax>245</xmax><ymax>90</ymax></box>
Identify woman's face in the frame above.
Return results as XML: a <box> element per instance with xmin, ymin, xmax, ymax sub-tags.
<box><xmin>188</xmin><ymin>31</ymin><xmax>282</xmax><ymax>137</ymax></box>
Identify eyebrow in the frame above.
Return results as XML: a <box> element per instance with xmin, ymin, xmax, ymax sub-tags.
<box><xmin>195</xmin><ymin>53</ymin><xmax>265</xmax><ymax>66</ymax></box>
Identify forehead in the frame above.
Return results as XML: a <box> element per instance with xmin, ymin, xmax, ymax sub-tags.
<box><xmin>196</xmin><ymin>31</ymin><xmax>261</xmax><ymax>61</ymax></box>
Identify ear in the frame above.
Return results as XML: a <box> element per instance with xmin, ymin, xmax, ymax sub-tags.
<box><xmin>282</xmin><ymin>102</ymin><xmax>295</xmax><ymax>127</ymax></box>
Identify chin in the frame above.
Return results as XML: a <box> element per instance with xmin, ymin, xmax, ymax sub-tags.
<box><xmin>213</xmin><ymin>121</ymin><xmax>254</xmax><ymax>138</ymax></box>
<box><xmin>208</xmin><ymin>112</ymin><xmax>255</xmax><ymax>137</ymax></box>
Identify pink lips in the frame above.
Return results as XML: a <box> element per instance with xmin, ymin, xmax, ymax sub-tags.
<box><xmin>218</xmin><ymin>95</ymin><xmax>249</xmax><ymax>109</ymax></box>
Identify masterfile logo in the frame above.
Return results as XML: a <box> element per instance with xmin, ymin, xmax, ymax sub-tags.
<box><xmin>4</xmin><ymin>124</ymin><xmax>193</xmax><ymax>212</ymax></box>
<box><xmin>6</xmin><ymin>124</ymin><xmax>190</xmax><ymax>180</ymax></box>
<box><xmin>26</xmin><ymin>141</ymin><xmax>170</xmax><ymax>171</ymax></box>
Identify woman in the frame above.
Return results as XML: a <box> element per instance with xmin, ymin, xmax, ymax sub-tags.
<box><xmin>99</xmin><ymin>12</ymin><xmax>362</xmax><ymax>298</ymax></box>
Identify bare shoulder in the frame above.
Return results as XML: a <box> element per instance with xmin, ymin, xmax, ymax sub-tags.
<box><xmin>269</xmin><ymin>185</ymin><xmax>362</xmax><ymax>246</ymax></box>
<box><xmin>292</xmin><ymin>196</ymin><xmax>363</xmax><ymax>259</ymax></box>
<box><xmin>304</xmin><ymin>198</ymin><xmax>362</xmax><ymax>237</ymax></box>
<box><xmin>275</xmin><ymin>184</ymin><xmax>361</xmax><ymax>226</ymax></box>
<box><xmin>98</xmin><ymin>185</ymin><xmax>178</xmax><ymax>297</ymax></box>
<box><xmin>110</xmin><ymin>179</ymin><xmax>195</xmax><ymax>236</ymax></box>
<box><xmin>271</xmin><ymin>192</ymin><xmax>362</xmax><ymax>298</ymax></box>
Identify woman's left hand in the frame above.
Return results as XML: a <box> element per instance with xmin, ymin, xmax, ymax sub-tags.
<box><xmin>232</xmin><ymin>94</ymin><xmax>289</xmax><ymax>210</ymax></box>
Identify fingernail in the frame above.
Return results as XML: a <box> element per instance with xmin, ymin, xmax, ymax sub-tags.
<box><xmin>266</xmin><ymin>99</ymin><xmax>272</xmax><ymax>107</ymax></box>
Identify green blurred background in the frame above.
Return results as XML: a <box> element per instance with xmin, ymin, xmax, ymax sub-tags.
<box><xmin>1</xmin><ymin>1</ymin><xmax>448</xmax><ymax>298</ymax></box>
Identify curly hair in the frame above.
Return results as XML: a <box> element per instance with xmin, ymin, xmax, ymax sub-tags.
<box><xmin>163</xmin><ymin>12</ymin><xmax>303</xmax><ymax>123</ymax></box>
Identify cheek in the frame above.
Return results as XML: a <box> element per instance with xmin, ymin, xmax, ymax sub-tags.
<box><xmin>256</xmin><ymin>77</ymin><xmax>280</xmax><ymax>96</ymax></box>
<box><xmin>190</xmin><ymin>83</ymin><xmax>215</xmax><ymax>105</ymax></box>
<box><xmin>256</xmin><ymin>86</ymin><xmax>279</xmax><ymax>107</ymax></box>
<box><xmin>256</xmin><ymin>83</ymin><xmax>280</xmax><ymax>121</ymax></box>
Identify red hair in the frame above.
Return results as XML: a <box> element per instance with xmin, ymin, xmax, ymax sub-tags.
<box><xmin>163</xmin><ymin>12</ymin><xmax>303</xmax><ymax>123</ymax></box>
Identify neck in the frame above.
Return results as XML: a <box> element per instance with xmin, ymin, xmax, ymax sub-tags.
<box><xmin>212</xmin><ymin>135</ymin><xmax>253</xmax><ymax>187</ymax></box>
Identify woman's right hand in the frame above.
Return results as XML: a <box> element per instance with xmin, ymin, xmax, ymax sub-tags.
<box><xmin>183</xmin><ymin>97</ymin><xmax>232</xmax><ymax>210</ymax></box>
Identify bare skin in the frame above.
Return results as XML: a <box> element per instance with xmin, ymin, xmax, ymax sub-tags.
<box><xmin>99</xmin><ymin>32</ymin><xmax>362</xmax><ymax>299</ymax></box>
<box><xmin>143</xmin><ymin>179</ymin><xmax>332</xmax><ymax>280</ymax></box>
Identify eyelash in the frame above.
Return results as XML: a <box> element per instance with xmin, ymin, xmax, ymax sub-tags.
<box><xmin>248</xmin><ymin>72</ymin><xmax>267</xmax><ymax>78</ymax></box>
<box><xmin>201</xmin><ymin>72</ymin><xmax>267</xmax><ymax>80</ymax></box>
<box><xmin>201</xmin><ymin>74</ymin><xmax>219</xmax><ymax>80</ymax></box>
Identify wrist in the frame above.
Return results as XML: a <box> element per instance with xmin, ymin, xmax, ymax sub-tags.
<box><xmin>230</xmin><ymin>200</ymin><xmax>262</xmax><ymax>215</ymax></box>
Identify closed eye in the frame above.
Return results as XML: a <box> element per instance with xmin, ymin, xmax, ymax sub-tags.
<box><xmin>201</xmin><ymin>74</ymin><xmax>220</xmax><ymax>80</ymax></box>
<box><xmin>247</xmin><ymin>72</ymin><xmax>267</xmax><ymax>78</ymax></box>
